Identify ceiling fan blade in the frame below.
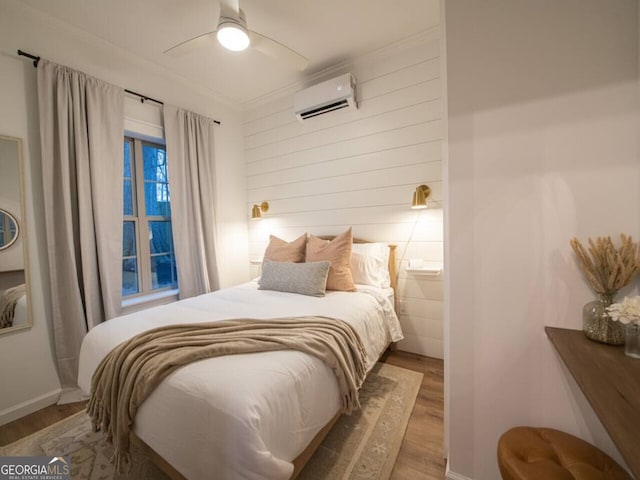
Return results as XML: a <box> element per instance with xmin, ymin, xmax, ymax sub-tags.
<box><xmin>163</xmin><ymin>30</ymin><xmax>217</xmax><ymax>57</ymax></box>
<box><xmin>249</xmin><ymin>31</ymin><xmax>309</xmax><ymax>71</ymax></box>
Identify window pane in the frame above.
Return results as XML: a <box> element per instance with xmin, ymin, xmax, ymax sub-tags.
<box><xmin>124</xmin><ymin>140</ymin><xmax>134</xmax><ymax>215</ymax></box>
<box><xmin>122</xmin><ymin>258</ymin><xmax>139</xmax><ymax>296</ymax></box>
<box><xmin>123</xmin><ymin>221</ymin><xmax>136</xmax><ymax>257</ymax></box>
<box><xmin>144</xmin><ymin>182</ymin><xmax>171</xmax><ymax>216</ymax></box>
<box><xmin>149</xmin><ymin>221</ymin><xmax>173</xmax><ymax>254</ymax></box>
<box><xmin>151</xmin><ymin>254</ymin><xmax>177</xmax><ymax>290</ymax></box>
<box><xmin>124</xmin><ymin>141</ymin><xmax>132</xmax><ymax>177</ymax></box>
<box><xmin>143</xmin><ymin>144</ymin><xmax>171</xmax><ymax>217</ymax></box>
<box><xmin>123</xmin><ymin>178</ymin><xmax>133</xmax><ymax>215</ymax></box>
<box><xmin>143</xmin><ymin>144</ymin><xmax>167</xmax><ymax>182</ymax></box>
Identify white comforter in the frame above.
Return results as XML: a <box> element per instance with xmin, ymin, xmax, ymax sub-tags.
<box><xmin>78</xmin><ymin>281</ymin><xmax>403</xmax><ymax>480</ymax></box>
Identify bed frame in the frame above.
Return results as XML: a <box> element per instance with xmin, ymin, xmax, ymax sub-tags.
<box><xmin>130</xmin><ymin>239</ymin><xmax>398</xmax><ymax>480</ymax></box>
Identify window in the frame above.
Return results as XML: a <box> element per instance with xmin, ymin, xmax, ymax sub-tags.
<box><xmin>122</xmin><ymin>137</ymin><xmax>177</xmax><ymax>297</ymax></box>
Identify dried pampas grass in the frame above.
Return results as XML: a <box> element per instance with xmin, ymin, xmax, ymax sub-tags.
<box><xmin>570</xmin><ymin>234</ymin><xmax>640</xmax><ymax>296</ymax></box>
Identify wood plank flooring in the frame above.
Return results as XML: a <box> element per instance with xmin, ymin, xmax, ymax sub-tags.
<box><xmin>0</xmin><ymin>401</ymin><xmax>86</xmax><ymax>447</ymax></box>
<box><xmin>0</xmin><ymin>350</ymin><xmax>445</xmax><ymax>479</ymax></box>
<box><xmin>384</xmin><ymin>350</ymin><xmax>445</xmax><ymax>480</ymax></box>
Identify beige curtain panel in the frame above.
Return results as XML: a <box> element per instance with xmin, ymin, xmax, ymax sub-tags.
<box><xmin>163</xmin><ymin>105</ymin><xmax>219</xmax><ymax>298</ymax></box>
<box><xmin>37</xmin><ymin>60</ymin><xmax>124</xmax><ymax>389</ymax></box>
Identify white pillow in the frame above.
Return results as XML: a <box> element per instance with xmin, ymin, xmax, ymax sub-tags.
<box><xmin>349</xmin><ymin>243</ymin><xmax>390</xmax><ymax>288</ymax></box>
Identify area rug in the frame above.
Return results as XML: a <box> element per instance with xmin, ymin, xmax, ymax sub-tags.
<box><xmin>1</xmin><ymin>362</ymin><xmax>422</xmax><ymax>480</ymax></box>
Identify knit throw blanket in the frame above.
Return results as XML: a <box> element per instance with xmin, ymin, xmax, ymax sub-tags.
<box><xmin>0</xmin><ymin>283</ymin><xmax>26</xmax><ymax>329</ymax></box>
<box><xmin>87</xmin><ymin>316</ymin><xmax>368</xmax><ymax>472</ymax></box>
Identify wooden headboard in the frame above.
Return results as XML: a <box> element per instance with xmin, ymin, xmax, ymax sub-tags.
<box><xmin>317</xmin><ymin>236</ymin><xmax>398</xmax><ymax>293</ymax></box>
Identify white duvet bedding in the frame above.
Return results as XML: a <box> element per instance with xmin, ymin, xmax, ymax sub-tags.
<box><xmin>78</xmin><ymin>281</ymin><xmax>402</xmax><ymax>480</ymax></box>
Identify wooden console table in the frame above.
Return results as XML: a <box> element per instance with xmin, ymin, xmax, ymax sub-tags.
<box><xmin>545</xmin><ymin>327</ymin><xmax>640</xmax><ymax>479</ymax></box>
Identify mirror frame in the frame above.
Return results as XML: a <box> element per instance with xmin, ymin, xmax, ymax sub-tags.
<box><xmin>0</xmin><ymin>208</ymin><xmax>20</xmax><ymax>251</ymax></box>
<box><xmin>0</xmin><ymin>135</ymin><xmax>32</xmax><ymax>335</ymax></box>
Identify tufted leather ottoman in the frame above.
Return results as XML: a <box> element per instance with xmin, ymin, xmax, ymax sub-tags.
<box><xmin>497</xmin><ymin>427</ymin><xmax>632</xmax><ymax>480</ymax></box>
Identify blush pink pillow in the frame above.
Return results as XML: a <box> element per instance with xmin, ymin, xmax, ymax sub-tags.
<box><xmin>306</xmin><ymin>228</ymin><xmax>355</xmax><ymax>292</ymax></box>
<box><xmin>263</xmin><ymin>234</ymin><xmax>307</xmax><ymax>263</ymax></box>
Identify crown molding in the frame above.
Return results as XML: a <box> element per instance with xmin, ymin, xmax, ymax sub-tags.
<box><xmin>240</xmin><ymin>25</ymin><xmax>441</xmax><ymax>112</ymax></box>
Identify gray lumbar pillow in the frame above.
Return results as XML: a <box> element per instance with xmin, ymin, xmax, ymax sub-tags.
<box><xmin>259</xmin><ymin>260</ymin><xmax>331</xmax><ymax>297</ymax></box>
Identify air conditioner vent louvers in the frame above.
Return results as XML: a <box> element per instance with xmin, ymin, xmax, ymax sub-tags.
<box><xmin>299</xmin><ymin>99</ymin><xmax>350</xmax><ymax>120</ymax></box>
<box><xmin>294</xmin><ymin>73</ymin><xmax>357</xmax><ymax>121</ymax></box>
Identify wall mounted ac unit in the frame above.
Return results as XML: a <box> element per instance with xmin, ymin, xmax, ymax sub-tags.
<box><xmin>294</xmin><ymin>73</ymin><xmax>357</xmax><ymax>121</ymax></box>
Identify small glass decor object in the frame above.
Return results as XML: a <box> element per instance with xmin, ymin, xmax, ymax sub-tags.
<box><xmin>570</xmin><ymin>234</ymin><xmax>640</xmax><ymax>345</ymax></box>
<box><xmin>583</xmin><ymin>293</ymin><xmax>624</xmax><ymax>345</ymax></box>
<box><xmin>607</xmin><ymin>296</ymin><xmax>640</xmax><ymax>358</ymax></box>
<box><xmin>625</xmin><ymin>324</ymin><xmax>640</xmax><ymax>359</ymax></box>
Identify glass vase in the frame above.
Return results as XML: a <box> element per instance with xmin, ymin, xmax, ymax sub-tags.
<box><xmin>625</xmin><ymin>323</ymin><xmax>640</xmax><ymax>359</ymax></box>
<box><xmin>582</xmin><ymin>293</ymin><xmax>624</xmax><ymax>345</ymax></box>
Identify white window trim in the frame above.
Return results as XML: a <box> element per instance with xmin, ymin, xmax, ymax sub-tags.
<box><xmin>121</xmin><ymin>288</ymin><xmax>179</xmax><ymax>314</ymax></box>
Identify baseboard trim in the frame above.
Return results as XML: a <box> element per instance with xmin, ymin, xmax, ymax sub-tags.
<box><xmin>0</xmin><ymin>389</ymin><xmax>61</xmax><ymax>426</ymax></box>
<box><xmin>446</xmin><ymin>458</ymin><xmax>474</xmax><ymax>480</ymax></box>
<box><xmin>446</xmin><ymin>472</ymin><xmax>473</xmax><ymax>480</ymax></box>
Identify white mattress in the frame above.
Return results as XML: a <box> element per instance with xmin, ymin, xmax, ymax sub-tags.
<box><xmin>78</xmin><ymin>281</ymin><xmax>403</xmax><ymax>479</ymax></box>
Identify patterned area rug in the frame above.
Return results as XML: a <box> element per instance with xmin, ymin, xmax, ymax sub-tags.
<box><xmin>1</xmin><ymin>363</ymin><xmax>422</xmax><ymax>480</ymax></box>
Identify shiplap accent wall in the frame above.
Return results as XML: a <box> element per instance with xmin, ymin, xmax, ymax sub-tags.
<box><xmin>243</xmin><ymin>30</ymin><xmax>444</xmax><ymax>358</ymax></box>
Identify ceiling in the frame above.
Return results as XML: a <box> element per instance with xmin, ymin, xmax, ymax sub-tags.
<box><xmin>21</xmin><ymin>0</ymin><xmax>439</xmax><ymax>106</ymax></box>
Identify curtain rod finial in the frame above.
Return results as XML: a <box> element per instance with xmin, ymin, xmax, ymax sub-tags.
<box><xmin>17</xmin><ymin>49</ymin><xmax>40</xmax><ymax>68</ymax></box>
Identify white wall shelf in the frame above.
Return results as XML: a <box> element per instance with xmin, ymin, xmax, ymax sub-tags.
<box><xmin>405</xmin><ymin>261</ymin><xmax>443</xmax><ymax>276</ymax></box>
<box><xmin>406</xmin><ymin>267</ymin><xmax>442</xmax><ymax>276</ymax></box>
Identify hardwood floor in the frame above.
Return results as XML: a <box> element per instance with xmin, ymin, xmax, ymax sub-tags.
<box><xmin>0</xmin><ymin>401</ymin><xmax>86</xmax><ymax>446</ymax></box>
<box><xmin>0</xmin><ymin>350</ymin><xmax>445</xmax><ymax>479</ymax></box>
<box><xmin>384</xmin><ymin>350</ymin><xmax>446</xmax><ymax>480</ymax></box>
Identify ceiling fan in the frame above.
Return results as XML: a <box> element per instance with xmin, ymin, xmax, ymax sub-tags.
<box><xmin>164</xmin><ymin>0</ymin><xmax>309</xmax><ymax>71</ymax></box>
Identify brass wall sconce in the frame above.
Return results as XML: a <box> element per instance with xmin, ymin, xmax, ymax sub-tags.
<box><xmin>251</xmin><ymin>201</ymin><xmax>269</xmax><ymax>220</ymax></box>
<box><xmin>411</xmin><ymin>185</ymin><xmax>431</xmax><ymax>209</ymax></box>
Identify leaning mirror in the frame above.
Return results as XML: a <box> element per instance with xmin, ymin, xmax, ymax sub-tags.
<box><xmin>0</xmin><ymin>135</ymin><xmax>31</xmax><ymax>333</ymax></box>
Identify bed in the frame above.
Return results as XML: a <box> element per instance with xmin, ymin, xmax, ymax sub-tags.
<box><xmin>77</xmin><ymin>239</ymin><xmax>402</xmax><ymax>479</ymax></box>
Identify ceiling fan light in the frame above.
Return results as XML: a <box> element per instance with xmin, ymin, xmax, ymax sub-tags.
<box><xmin>217</xmin><ymin>21</ymin><xmax>250</xmax><ymax>51</ymax></box>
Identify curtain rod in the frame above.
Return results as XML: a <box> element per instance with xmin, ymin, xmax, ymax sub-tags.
<box><xmin>17</xmin><ymin>49</ymin><xmax>221</xmax><ymax>126</ymax></box>
<box><xmin>17</xmin><ymin>49</ymin><xmax>40</xmax><ymax>67</ymax></box>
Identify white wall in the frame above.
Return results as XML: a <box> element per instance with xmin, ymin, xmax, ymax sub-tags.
<box><xmin>0</xmin><ymin>137</ymin><xmax>24</xmax><ymax>271</ymax></box>
<box><xmin>0</xmin><ymin>54</ymin><xmax>61</xmax><ymax>424</ymax></box>
<box><xmin>445</xmin><ymin>0</ymin><xmax>639</xmax><ymax>478</ymax></box>
<box><xmin>243</xmin><ymin>30</ymin><xmax>445</xmax><ymax>358</ymax></box>
<box><xmin>0</xmin><ymin>0</ymin><xmax>249</xmax><ymax>423</ymax></box>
